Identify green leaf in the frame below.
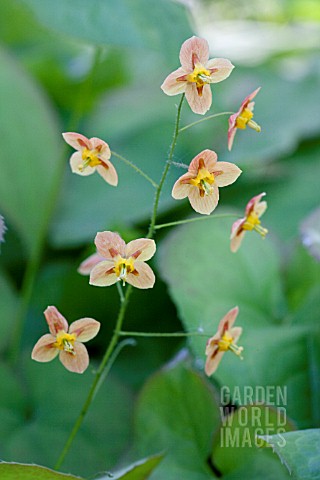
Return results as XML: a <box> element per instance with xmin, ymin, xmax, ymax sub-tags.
<box><xmin>0</xmin><ymin>270</ymin><xmax>18</xmax><ymax>352</ymax></box>
<box><xmin>258</xmin><ymin>429</ymin><xmax>320</xmax><ymax>479</ymax></box>
<box><xmin>0</xmin><ymin>463</ymin><xmax>83</xmax><ymax>479</ymax></box>
<box><xmin>212</xmin><ymin>405</ymin><xmax>294</xmax><ymax>476</ymax></box>
<box><xmin>133</xmin><ymin>362</ymin><xmax>220</xmax><ymax>479</ymax></box>
<box><xmin>106</xmin><ymin>454</ymin><xmax>164</xmax><ymax>480</ymax></box>
<box><xmin>0</xmin><ymin>46</ymin><xmax>61</xmax><ymax>256</ymax></box>
<box><xmin>3</xmin><ymin>360</ymin><xmax>133</xmax><ymax>478</ymax></box>
<box><xmin>158</xmin><ymin>218</ymin><xmax>320</xmax><ymax>427</ymax></box>
<box><xmin>22</xmin><ymin>0</ymin><xmax>192</xmax><ymax>62</ymax></box>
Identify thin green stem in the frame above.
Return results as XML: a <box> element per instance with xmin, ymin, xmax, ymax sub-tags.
<box><xmin>118</xmin><ymin>330</ymin><xmax>208</xmax><ymax>338</ymax></box>
<box><xmin>54</xmin><ymin>94</ymin><xmax>185</xmax><ymax>469</ymax></box>
<box><xmin>147</xmin><ymin>94</ymin><xmax>185</xmax><ymax>238</ymax></box>
<box><xmin>154</xmin><ymin>213</ymin><xmax>238</xmax><ymax>230</ymax></box>
<box><xmin>111</xmin><ymin>151</ymin><xmax>158</xmax><ymax>188</ymax></box>
<box><xmin>116</xmin><ymin>282</ymin><xmax>125</xmax><ymax>303</ymax></box>
<box><xmin>9</xmin><ymin>47</ymin><xmax>105</xmax><ymax>365</ymax></box>
<box><xmin>54</xmin><ymin>285</ymin><xmax>133</xmax><ymax>471</ymax></box>
<box><xmin>179</xmin><ymin>111</ymin><xmax>234</xmax><ymax>133</ymax></box>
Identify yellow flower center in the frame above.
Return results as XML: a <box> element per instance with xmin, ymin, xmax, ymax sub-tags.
<box><xmin>79</xmin><ymin>148</ymin><xmax>102</xmax><ymax>171</ymax></box>
<box><xmin>114</xmin><ymin>257</ymin><xmax>135</xmax><ymax>285</ymax></box>
<box><xmin>218</xmin><ymin>331</ymin><xmax>243</xmax><ymax>357</ymax></box>
<box><xmin>190</xmin><ymin>168</ymin><xmax>215</xmax><ymax>196</ymax></box>
<box><xmin>236</xmin><ymin>108</ymin><xmax>261</xmax><ymax>132</ymax></box>
<box><xmin>54</xmin><ymin>331</ymin><xmax>77</xmax><ymax>354</ymax></box>
<box><xmin>187</xmin><ymin>65</ymin><xmax>212</xmax><ymax>87</ymax></box>
<box><xmin>243</xmin><ymin>211</ymin><xmax>268</xmax><ymax>237</ymax></box>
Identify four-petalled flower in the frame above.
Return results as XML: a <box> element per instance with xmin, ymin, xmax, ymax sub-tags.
<box><xmin>205</xmin><ymin>307</ymin><xmax>243</xmax><ymax>376</ymax></box>
<box><xmin>230</xmin><ymin>193</ymin><xmax>268</xmax><ymax>252</ymax></box>
<box><xmin>31</xmin><ymin>306</ymin><xmax>100</xmax><ymax>374</ymax></box>
<box><xmin>62</xmin><ymin>132</ymin><xmax>118</xmax><ymax>186</ymax></box>
<box><xmin>161</xmin><ymin>36</ymin><xmax>234</xmax><ymax>115</ymax></box>
<box><xmin>228</xmin><ymin>88</ymin><xmax>261</xmax><ymax>151</ymax></box>
<box><xmin>172</xmin><ymin>149</ymin><xmax>242</xmax><ymax>215</ymax></box>
<box><xmin>89</xmin><ymin>232</ymin><xmax>156</xmax><ymax>289</ymax></box>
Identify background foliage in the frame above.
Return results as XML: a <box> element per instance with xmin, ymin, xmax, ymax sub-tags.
<box><xmin>0</xmin><ymin>0</ymin><xmax>319</xmax><ymax>478</ymax></box>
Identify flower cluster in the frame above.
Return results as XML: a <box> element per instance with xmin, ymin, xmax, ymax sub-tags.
<box><xmin>31</xmin><ymin>34</ymin><xmax>268</xmax><ymax>377</ymax></box>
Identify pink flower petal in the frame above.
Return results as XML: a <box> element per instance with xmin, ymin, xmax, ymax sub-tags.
<box><xmin>188</xmin><ymin>185</ymin><xmax>219</xmax><ymax>215</ymax></box>
<box><xmin>185</xmin><ymin>83</ymin><xmax>212</xmax><ymax>115</ymax></box>
<box><xmin>44</xmin><ymin>306</ymin><xmax>68</xmax><ymax>335</ymax></box>
<box><xmin>245</xmin><ymin>192</ymin><xmax>266</xmax><ymax>216</ymax></box>
<box><xmin>206</xmin><ymin>58</ymin><xmax>234</xmax><ymax>83</ymax></box>
<box><xmin>59</xmin><ymin>342</ymin><xmax>89</xmax><ymax>374</ymax></box>
<box><xmin>94</xmin><ymin>231</ymin><xmax>126</xmax><ymax>259</ymax></box>
<box><xmin>179</xmin><ymin>36</ymin><xmax>209</xmax><ymax>71</ymax></box>
<box><xmin>62</xmin><ymin>132</ymin><xmax>90</xmax><ymax>151</ymax></box>
<box><xmin>230</xmin><ymin>230</ymin><xmax>246</xmax><ymax>253</ymax></box>
<box><xmin>227</xmin><ymin>115</ymin><xmax>238</xmax><ymax>151</ymax></box>
<box><xmin>126</xmin><ymin>239</ymin><xmax>156</xmax><ymax>261</ymax></box>
<box><xmin>255</xmin><ymin>200</ymin><xmax>267</xmax><ymax>217</ymax></box>
<box><xmin>89</xmin><ymin>260</ymin><xmax>118</xmax><ymax>287</ymax></box>
<box><xmin>126</xmin><ymin>261</ymin><xmax>155</xmax><ymax>289</ymax></box>
<box><xmin>96</xmin><ymin>161</ymin><xmax>118</xmax><ymax>186</ymax></box>
<box><xmin>205</xmin><ymin>349</ymin><xmax>224</xmax><ymax>376</ymax></box>
<box><xmin>213</xmin><ymin>162</ymin><xmax>242</xmax><ymax>187</ymax></box>
<box><xmin>69</xmin><ymin>318</ymin><xmax>100</xmax><ymax>342</ymax></box>
<box><xmin>230</xmin><ymin>326</ymin><xmax>242</xmax><ymax>344</ymax></box>
<box><xmin>218</xmin><ymin>306</ymin><xmax>239</xmax><ymax>334</ymax></box>
<box><xmin>90</xmin><ymin>137</ymin><xmax>111</xmax><ymax>161</ymax></box>
<box><xmin>70</xmin><ymin>152</ymin><xmax>96</xmax><ymax>176</ymax></box>
<box><xmin>31</xmin><ymin>334</ymin><xmax>59</xmax><ymax>362</ymax></box>
<box><xmin>189</xmin><ymin>149</ymin><xmax>218</xmax><ymax>175</ymax></box>
<box><xmin>172</xmin><ymin>173</ymin><xmax>193</xmax><ymax>199</ymax></box>
<box><xmin>78</xmin><ymin>253</ymin><xmax>105</xmax><ymax>275</ymax></box>
<box><xmin>240</xmin><ymin>87</ymin><xmax>261</xmax><ymax>111</ymax></box>
<box><xmin>161</xmin><ymin>67</ymin><xmax>188</xmax><ymax>96</ymax></box>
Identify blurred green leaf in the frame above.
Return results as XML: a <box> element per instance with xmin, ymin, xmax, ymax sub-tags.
<box><xmin>133</xmin><ymin>362</ymin><xmax>220</xmax><ymax>479</ymax></box>
<box><xmin>258</xmin><ymin>429</ymin><xmax>320</xmax><ymax>479</ymax></box>
<box><xmin>158</xmin><ymin>218</ymin><xmax>320</xmax><ymax>427</ymax></box>
<box><xmin>0</xmin><ymin>463</ymin><xmax>83</xmax><ymax>480</ymax></box>
<box><xmin>0</xmin><ymin>47</ymin><xmax>61</xmax><ymax>256</ymax></box>
<box><xmin>22</xmin><ymin>0</ymin><xmax>192</xmax><ymax>63</ymax></box>
<box><xmin>212</xmin><ymin>405</ymin><xmax>293</xmax><ymax>476</ymax></box>
<box><xmin>3</xmin><ymin>360</ymin><xmax>133</xmax><ymax>478</ymax></box>
<box><xmin>106</xmin><ymin>454</ymin><xmax>164</xmax><ymax>480</ymax></box>
<box><xmin>0</xmin><ymin>271</ymin><xmax>18</xmax><ymax>352</ymax></box>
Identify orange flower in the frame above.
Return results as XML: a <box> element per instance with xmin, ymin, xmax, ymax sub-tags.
<box><xmin>90</xmin><ymin>232</ymin><xmax>156</xmax><ymax>289</ymax></box>
<box><xmin>230</xmin><ymin>193</ymin><xmax>268</xmax><ymax>252</ymax></box>
<box><xmin>161</xmin><ymin>36</ymin><xmax>234</xmax><ymax>115</ymax></box>
<box><xmin>228</xmin><ymin>88</ymin><xmax>261</xmax><ymax>151</ymax></box>
<box><xmin>205</xmin><ymin>307</ymin><xmax>243</xmax><ymax>376</ymax></box>
<box><xmin>32</xmin><ymin>306</ymin><xmax>100</xmax><ymax>374</ymax></box>
<box><xmin>62</xmin><ymin>132</ymin><xmax>118</xmax><ymax>186</ymax></box>
<box><xmin>172</xmin><ymin>149</ymin><xmax>241</xmax><ymax>215</ymax></box>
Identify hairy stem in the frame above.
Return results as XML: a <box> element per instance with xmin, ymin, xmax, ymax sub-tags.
<box><xmin>154</xmin><ymin>213</ymin><xmax>238</xmax><ymax>230</ymax></box>
<box><xmin>179</xmin><ymin>111</ymin><xmax>233</xmax><ymax>133</ymax></box>
<box><xmin>111</xmin><ymin>151</ymin><xmax>158</xmax><ymax>188</ymax></box>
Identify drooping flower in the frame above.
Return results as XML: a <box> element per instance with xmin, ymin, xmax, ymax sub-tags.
<box><xmin>161</xmin><ymin>36</ymin><xmax>234</xmax><ymax>115</ymax></box>
<box><xmin>228</xmin><ymin>88</ymin><xmax>261</xmax><ymax>151</ymax></box>
<box><xmin>230</xmin><ymin>193</ymin><xmax>268</xmax><ymax>253</ymax></box>
<box><xmin>172</xmin><ymin>149</ymin><xmax>242</xmax><ymax>215</ymax></box>
<box><xmin>0</xmin><ymin>215</ymin><xmax>6</xmax><ymax>246</ymax></box>
<box><xmin>205</xmin><ymin>306</ymin><xmax>243</xmax><ymax>376</ymax></box>
<box><xmin>78</xmin><ymin>252</ymin><xmax>105</xmax><ymax>275</ymax></box>
<box><xmin>62</xmin><ymin>132</ymin><xmax>118</xmax><ymax>186</ymax></box>
<box><xmin>90</xmin><ymin>232</ymin><xmax>156</xmax><ymax>289</ymax></box>
<box><xmin>32</xmin><ymin>306</ymin><xmax>100</xmax><ymax>374</ymax></box>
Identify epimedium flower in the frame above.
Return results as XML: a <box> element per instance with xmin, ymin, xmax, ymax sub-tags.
<box><xmin>32</xmin><ymin>306</ymin><xmax>100</xmax><ymax>374</ymax></box>
<box><xmin>228</xmin><ymin>87</ymin><xmax>261</xmax><ymax>151</ymax></box>
<box><xmin>205</xmin><ymin>306</ymin><xmax>243</xmax><ymax>376</ymax></box>
<box><xmin>230</xmin><ymin>192</ymin><xmax>268</xmax><ymax>253</ymax></box>
<box><xmin>172</xmin><ymin>149</ymin><xmax>242</xmax><ymax>215</ymax></box>
<box><xmin>161</xmin><ymin>36</ymin><xmax>234</xmax><ymax>115</ymax></box>
<box><xmin>62</xmin><ymin>132</ymin><xmax>118</xmax><ymax>186</ymax></box>
<box><xmin>89</xmin><ymin>232</ymin><xmax>156</xmax><ymax>289</ymax></box>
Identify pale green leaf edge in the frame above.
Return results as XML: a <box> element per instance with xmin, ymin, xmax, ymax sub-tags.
<box><xmin>0</xmin><ymin>462</ymin><xmax>83</xmax><ymax>479</ymax></box>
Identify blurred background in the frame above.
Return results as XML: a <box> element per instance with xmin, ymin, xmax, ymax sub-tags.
<box><xmin>0</xmin><ymin>0</ymin><xmax>319</xmax><ymax>478</ymax></box>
